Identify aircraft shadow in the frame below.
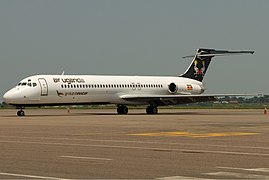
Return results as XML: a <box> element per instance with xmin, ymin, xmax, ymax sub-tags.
<box><xmin>1</xmin><ymin>111</ymin><xmax>250</xmax><ymax>117</ymax></box>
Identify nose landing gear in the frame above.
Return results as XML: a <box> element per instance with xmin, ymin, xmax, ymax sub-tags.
<box><xmin>17</xmin><ymin>110</ymin><xmax>25</xmax><ymax>116</ymax></box>
<box><xmin>17</xmin><ymin>107</ymin><xmax>25</xmax><ymax>116</ymax></box>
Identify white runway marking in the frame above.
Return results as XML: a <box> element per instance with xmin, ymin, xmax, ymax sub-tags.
<box><xmin>0</xmin><ymin>135</ymin><xmax>268</xmax><ymax>151</ymax></box>
<box><xmin>205</xmin><ymin>171</ymin><xmax>269</xmax><ymax>179</ymax></box>
<box><xmin>1</xmin><ymin>140</ymin><xmax>269</xmax><ymax>157</ymax></box>
<box><xmin>247</xmin><ymin>168</ymin><xmax>269</xmax><ymax>172</ymax></box>
<box><xmin>61</xmin><ymin>155</ymin><xmax>112</xmax><ymax>161</ymax></box>
<box><xmin>218</xmin><ymin>166</ymin><xmax>269</xmax><ymax>173</ymax></box>
<box><xmin>0</xmin><ymin>172</ymin><xmax>73</xmax><ymax>180</ymax></box>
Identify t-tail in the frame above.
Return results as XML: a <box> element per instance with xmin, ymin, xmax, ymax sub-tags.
<box><xmin>180</xmin><ymin>48</ymin><xmax>254</xmax><ymax>82</ymax></box>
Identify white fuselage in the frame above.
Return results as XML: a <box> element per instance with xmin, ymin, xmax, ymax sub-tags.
<box><xmin>3</xmin><ymin>75</ymin><xmax>204</xmax><ymax>106</ymax></box>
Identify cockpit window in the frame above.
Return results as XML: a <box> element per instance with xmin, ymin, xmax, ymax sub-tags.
<box><xmin>17</xmin><ymin>81</ymin><xmax>37</xmax><ymax>87</ymax></box>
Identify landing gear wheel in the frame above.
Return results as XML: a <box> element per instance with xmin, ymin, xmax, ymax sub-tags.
<box><xmin>117</xmin><ymin>105</ymin><xmax>128</xmax><ymax>114</ymax></box>
<box><xmin>17</xmin><ymin>110</ymin><xmax>25</xmax><ymax>116</ymax></box>
<box><xmin>146</xmin><ymin>106</ymin><xmax>158</xmax><ymax>114</ymax></box>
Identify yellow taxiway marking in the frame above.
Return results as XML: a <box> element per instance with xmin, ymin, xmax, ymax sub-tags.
<box><xmin>129</xmin><ymin>131</ymin><xmax>259</xmax><ymax>138</ymax></box>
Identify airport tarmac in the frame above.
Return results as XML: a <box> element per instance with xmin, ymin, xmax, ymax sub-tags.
<box><xmin>0</xmin><ymin>108</ymin><xmax>269</xmax><ymax>179</ymax></box>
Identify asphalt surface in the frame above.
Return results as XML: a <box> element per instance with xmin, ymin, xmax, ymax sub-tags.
<box><xmin>0</xmin><ymin>108</ymin><xmax>269</xmax><ymax>179</ymax></box>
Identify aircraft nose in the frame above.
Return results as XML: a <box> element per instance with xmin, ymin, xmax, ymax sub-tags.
<box><xmin>3</xmin><ymin>90</ymin><xmax>13</xmax><ymax>104</ymax></box>
<box><xmin>3</xmin><ymin>88</ymin><xmax>19</xmax><ymax>104</ymax></box>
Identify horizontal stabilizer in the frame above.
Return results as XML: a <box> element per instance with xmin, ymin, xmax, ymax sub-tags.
<box><xmin>183</xmin><ymin>49</ymin><xmax>254</xmax><ymax>58</ymax></box>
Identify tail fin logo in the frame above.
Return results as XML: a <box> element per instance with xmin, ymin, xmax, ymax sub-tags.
<box><xmin>194</xmin><ymin>59</ymin><xmax>206</xmax><ymax>78</ymax></box>
<box><xmin>180</xmin><ymin>49</ymin><xmax>212</xmax><ymax>82</ymax></box>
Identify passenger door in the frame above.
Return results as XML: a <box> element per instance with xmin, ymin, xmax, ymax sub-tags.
<box><xmin>38</xmin><ymin>78</ymin><xmax>48</xmax><ymax>96</ymax></box>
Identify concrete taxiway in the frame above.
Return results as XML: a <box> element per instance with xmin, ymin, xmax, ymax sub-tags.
<box><xmin>0</xmin><ymin>108</ymin><xmax>269</xmax><ymax>179</ymax></box>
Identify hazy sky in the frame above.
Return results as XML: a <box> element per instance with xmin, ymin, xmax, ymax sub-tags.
<box><xmin>0</xmin><ymin>0</ymin><xmax>268</xmax><ymax>100</ymax></box>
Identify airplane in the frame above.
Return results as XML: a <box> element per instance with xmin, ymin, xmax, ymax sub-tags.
<box><xmin>3</xmin><ymin>48</ymin><xmax>254</xmax><ymax>116</ymax></box>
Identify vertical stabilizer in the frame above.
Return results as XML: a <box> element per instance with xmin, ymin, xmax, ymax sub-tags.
<box><xmin>180</xmin><ymin>48</ymin><xmax>254</xmax><ymax>82</ymax></box>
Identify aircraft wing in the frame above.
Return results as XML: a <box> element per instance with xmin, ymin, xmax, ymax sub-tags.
<box><xmin>120</xmin><ymin>94</ymin><xmax>257</xmax><ymax>106</ymax></box>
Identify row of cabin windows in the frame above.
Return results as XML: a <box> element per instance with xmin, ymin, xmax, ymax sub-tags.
<box><xmin>61</xmin><ymin>84</ymin><xmax>163</xmax><ymax>89</ymax></box>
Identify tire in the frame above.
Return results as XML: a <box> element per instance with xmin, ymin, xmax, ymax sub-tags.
<box><xmin>17</xmin><ymin>110</ymin><xmax>25</xmax><ymax>116</ymax></box>
<box><xmin>117</xmin><ymin>106</ymin><xmax>128</xmax><ymax>114</ymax></box>
<box><xmin>146</xmin><ymin>106</ymin><xmax>158</xmax><ymax>114</ymax></box>
<box><xmin>146</xmin><ymin>106</ymin><xmax>152</xmax><ymax>114</ymax></box>
<box><xmin>152</xmin><ymin>106</ymin><xmax>158</xmax><ymax>114</ymax></box>
<box><xmin>122</xmin><ymin>106</ymin><xmax>128</xmax><ymax>114</ymax></box>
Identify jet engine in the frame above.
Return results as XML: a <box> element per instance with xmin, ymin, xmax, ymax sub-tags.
<box><xmin>168</xmin><ymin>82</ymin><xmax>204</xmax><ymax>94</ymax></box>
<box><xmin>168</xmin><ymin>82</ymin><xmax>177</xmax><ymax>94</ymax></box>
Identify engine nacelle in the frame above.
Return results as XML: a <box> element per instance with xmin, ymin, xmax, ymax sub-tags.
<box><xmin>187</xmin><ymin>83</ymin><xmax>203</xmax><ymax>94</ymax></box>
<box><xmin>168</xmin><ymin>82</ymin><xmax>203</xmax><ymax>94</ymax></box>
<box><xmin>168</xmin><ymin>82</ymin><xmax>177</xmax><ymax>94</ymax></box>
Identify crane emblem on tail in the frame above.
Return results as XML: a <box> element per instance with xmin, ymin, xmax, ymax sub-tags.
<box><xmin>194</xmin><ymin>59</ymin><xmax>206</xmax><ymax>78</ymax></box>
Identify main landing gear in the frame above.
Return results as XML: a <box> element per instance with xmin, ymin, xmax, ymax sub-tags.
<box><xmin>116</xmin><ymin>105</ymin><xmax>158</xmax><ymax>115</ymax></box>
<box><xmin>117</xmin><ymin>105</ymin><xmax>128</xmax><ymax>114</ymax></box>
<box><xmin>146</xmin><ymin>105</ymin><xmax>158</xmax><ymax>114</ymax></box>
<box><xmin>17</xmin><ymin>107</ymin><xmax>25</xmax><ymax>116</ymax></box>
